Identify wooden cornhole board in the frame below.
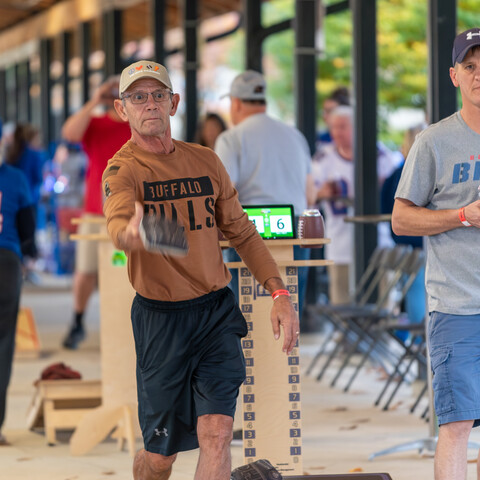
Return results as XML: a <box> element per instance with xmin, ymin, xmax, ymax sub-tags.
<box><xmin>26</xmin><ymin>379</ymin><xmax>102</xmax><ymax>445</ymax></box>
<box><xmin>68</xmin><ymin>223</ymin><xmax>140</xmax><ymax>456</ymax></box>
<box><xmin>15</xmin><ymin>307</ymin><xmax>41</xmax><ymax>358</ymax></box>
<box><xmin>222</xmin><ymin>238</ymin><xmax>331</xmax><ymax>476</ymax></box>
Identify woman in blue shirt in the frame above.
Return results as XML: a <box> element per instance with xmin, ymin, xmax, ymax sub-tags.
<box><xmin>0</xmin><ymin>133</ymin><xmax>37</xmax><ymax>445</ymax></box>
<box><xmin>5</xmin><ymin>123</ymin><xmax>44</xmax><ymax>211</ymax></box>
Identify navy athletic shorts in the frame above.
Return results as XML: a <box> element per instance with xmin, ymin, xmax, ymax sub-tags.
<box><xmin>131</xmin><ymin>287</ymin><xmax>248</xmax><ymax>456</ymax></box>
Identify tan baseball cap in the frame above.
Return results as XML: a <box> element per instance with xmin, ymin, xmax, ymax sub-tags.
<box><xmin>119</xmin><ymin>60</ymin><xmax>173</xmax><ymax>95</ymax></box>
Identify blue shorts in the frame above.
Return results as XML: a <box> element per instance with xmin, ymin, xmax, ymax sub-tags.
<box><xmin>428</xmin><ymin>312</ymin><xmax>480</xmax><ymax>427</ymax></box>
<box><xmin>131</xmin><ymin>287</ymin><xmax>247</xmax><ymax>456</ymax></box>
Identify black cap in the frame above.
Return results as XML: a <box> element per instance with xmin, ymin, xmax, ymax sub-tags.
<box><xmin>452</xmin><ymin>28</ymin><xmax>480</xmax><ymax>66</ymax></box>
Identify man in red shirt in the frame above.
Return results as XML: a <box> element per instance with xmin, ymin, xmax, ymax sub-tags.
<box><xmin>61</xmin><ymin>76</ymin><xmax>131</xmax><ymax>349</ymax></box>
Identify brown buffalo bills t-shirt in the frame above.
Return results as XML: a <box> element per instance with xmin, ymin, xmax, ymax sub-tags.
<box><xmin>102</xmin><ymin>139</ymin><xmax>280</xmax><ymax>301</ymax></box>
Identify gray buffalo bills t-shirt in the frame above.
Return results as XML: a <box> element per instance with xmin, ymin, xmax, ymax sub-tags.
<box><xmin>396</xmin><ymin>112</ymin><xmax>480</xmax><ymax>314</ymax></box>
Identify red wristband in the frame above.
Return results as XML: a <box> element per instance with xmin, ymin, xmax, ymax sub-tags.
<box><xmin>272</xmin><ymin>289</ymin><xmax>290</xmax><ymax>301</ymax></box>
<box><xmin>459</xmin><ymin>207</ymin><xmax>472</xmax><ymax>227</ymax></box>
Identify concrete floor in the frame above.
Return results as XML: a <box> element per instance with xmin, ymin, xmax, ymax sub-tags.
<box><xmin>2</xmin><ymin>279</ymin><xmax>480</xmax><ymax>480</ymax></box>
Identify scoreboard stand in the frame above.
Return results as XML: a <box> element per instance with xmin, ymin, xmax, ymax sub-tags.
<box><xmin>222</xmin><ymin>238</ymin><xmax>331</xmax><ymax>476</ymax></box>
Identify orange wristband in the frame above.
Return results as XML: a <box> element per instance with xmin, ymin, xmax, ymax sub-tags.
<box><xmin>272</xmin><ymin>289</ymin><xmax>290</xmax><ymax>301</ymax></box>
<box><xmin>459</xmin><ymin>207</ymin><xmax>472</xmax><ymax>227</ymax></box>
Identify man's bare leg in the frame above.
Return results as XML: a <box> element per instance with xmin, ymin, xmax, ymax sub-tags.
<box><xmin>195</xmin><ymin>414</ymin><xmax>233</xmax><ymax>480</ymax></box>
<box><xmin>63</xmin><ymin>271</ymin><xmax>98</xmax><ymax>348</ymax></box>
<box><xmin>435</xmin><ymin>420</ymin><xmax>473</xmax><ymax>480</ymax></box>
<box><xmin>476</xmin><ymin>445</ymin><xmax>480</xmax><ymax>480</ymax></box>
<box><xmin>133</xmin><ymin>449</ymin><xmax>177</xmax><ymax>480</ymax></box>
<box><xmin>73</xmin><ymin>271</ymin><xmax>97</xmax><ymax>312</ymax></box>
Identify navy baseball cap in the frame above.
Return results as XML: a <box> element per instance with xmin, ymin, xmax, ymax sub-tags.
<box><xmin>452</xmin><ymin>27</ymin><xmax>480</xmax><ymax>65</ymax></box>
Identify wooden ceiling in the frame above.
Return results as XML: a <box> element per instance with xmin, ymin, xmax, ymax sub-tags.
<box><xmin>0</xmin><ymin>0</ymin><xmax>62</xmax><ymax>32</ymax></box>
<box><xmin>0</xmin><ymin>0</ymin><xmax>243</xmax><ymax>35</ymax></box>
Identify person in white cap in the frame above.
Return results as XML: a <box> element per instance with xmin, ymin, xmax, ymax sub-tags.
<box><xmin>102</xmin><ymin>60</ymin><xmax>299</xmax><ymax>480</ymax></box>
<box><xmin>392</xmin><ymin>27</ymin><xmax>480</xmax><ymax>480</ymax></box>
<box><xmin>215</xmin><ymin>70</ymin><xmax>316</xmax><ymax>318</ymax></box>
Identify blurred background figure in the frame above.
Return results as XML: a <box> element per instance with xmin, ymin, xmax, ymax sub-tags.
<box><xmin>5</xmin><ymin>123</ymin><xmax>45</xmax><ymax>218</ymax></box>
<box><xmin>5</xmin><ymin>123</ymin><xmax>45</xmax><ymax>284</ymax></box>
<box><xmin>0</xmin><ymin>118</ymin><xmax>37</xmax><ymax>445</ymax></box>
<box><xmin>195</xmin><ymin>112</ymin><xmax>227</xmax><ymax>149</ymax></box>
<box><xmin>313</xmin><ymin>106</ymin><xmax>355</xmax><ymax>305</ymax></box>
<box><xmin>317</xmin><ymin>86</ymin><xmax>350</xmax><ymax>147</ymax></box>
<box><xmin>381</xmin><ymin>124</ymin><xmax>426</xmax><ymax>344</ymax></box>
<box><xmin>313</xmin><ymin>105</ymin><xmax>401</xmax><ymax>304</ymax></box>
<box><xmin>60</xmin><ymin>75</ymin><xmax>131</xmax><ymax>349</ymax></box>
<box><xmin>215</xmin><ymin>70</ymin><xmax>316</xmax><ymax>318</ymax></box>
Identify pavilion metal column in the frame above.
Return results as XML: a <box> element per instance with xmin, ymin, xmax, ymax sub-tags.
<box><xmin>428</xmin><ymin>0</ymin><xmax>457</xmax><ymax>123</ymax></box>
<box><xmin>61</xmin><ymin>31</ymin><xmax>71</xmax><ymax>122</ymax></box>
<box><xmin>103</xmin><ymin>9</ymin><xmax>123</xmax><ymax>78</ymax></box>
<box><xmin>26</xmin><ymin>60</ymin><xmax>32</xmax><ymax>123</ymax></box>
<box><xmin>16</xmin><ymin>61</ymin><xmax>30</xmax><ymax>123</ymax></box>
<box><xmin>351</xmin><ymin>0</ymin><xmax>378</xmax><ymax>283</ymax></box>
<box><xmin>294</xmin><ymin>0</ymin><xmax>317</xmax><ymax>155</ymax></box>
<box><xmin>0</xmin><ymin>69</ymin><xmax>5</xmax><ymax>122</ymax></box>
<box><xmin>152</xmin><ymin>0</ymin><xmax>166</xmax><ymax>64</ymax></box>
<box><xmin>244</xmin><ymin>0</ymin><xmax>263</xmax><ymax>72</ymax></box>
<box><xmin>40</xmin><ymin>38</ymin><xmax>52</xmax><ymax>148</ymax></box>
<box><xmin>79</xmin><ymin>21</ymin><xmax>90</xmax><ymax>103</ymax></box>
<box><xmin>14</xmin><ymin>63</ymin><xmax>20</xmax><ymax>123</ymax></box>
<box><xmin>183</xmin><ymin>0</ymin><xmax>198</xmax><ymax>142</ymax></box>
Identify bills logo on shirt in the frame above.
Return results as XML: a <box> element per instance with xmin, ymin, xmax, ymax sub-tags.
<box><xmin>143</xmin><ymin>177</ymin><xmax>215</xmax><ymax>232</ymax></box>
<box><xmin>452</xmin><ymin>155</ymin><xmax>480</xmax><ymax>183</ymax></box>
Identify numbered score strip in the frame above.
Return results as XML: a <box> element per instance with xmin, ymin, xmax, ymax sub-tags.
<box><xmin>239</xmin><ymin>265</ymin><xmax>302</xmax><ymax>475</ymax></box>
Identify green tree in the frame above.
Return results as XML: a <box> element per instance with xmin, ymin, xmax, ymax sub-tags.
<box><xmin>225</xmin><ymin>0</ymin><xmax>477</xmax><ymax>144</ymax></box>
<box><xmin>318</xmin><ymin>0</ymin><xmax>478</xmax><ymax>141</ymax></box>
<box><xmin>319</xmin><ymin>0</ymin><xmax>429</xmax><ymax>141</ymax></box>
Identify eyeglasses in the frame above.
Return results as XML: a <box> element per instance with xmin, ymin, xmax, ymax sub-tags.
<box><xmin>121</xmin><ymin>89</ymin><xmax>173</xmax><ymax>104</ymax></box>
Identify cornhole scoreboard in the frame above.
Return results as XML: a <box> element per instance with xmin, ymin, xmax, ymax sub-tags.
<box><xmin>222</xmin><ymin>238</ymin><xmax>331</xmax><ymax>476</ymax></box>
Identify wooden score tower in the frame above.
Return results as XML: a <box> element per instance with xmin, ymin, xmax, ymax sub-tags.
<box><xmin>224</xmin><ymin>238</ymin><xmax>330</xmax><ymax>476</ymax></box>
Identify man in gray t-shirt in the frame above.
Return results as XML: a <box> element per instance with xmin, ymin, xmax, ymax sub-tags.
<box><xmin>215</xmin><ymin>70</ymin><xmax>316</xmax><ymax>318</ymax></box>
<box><xmin>392</xmin><ymin>28</ymin><xmax>480</xmax><ymax>480</ymax></box>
